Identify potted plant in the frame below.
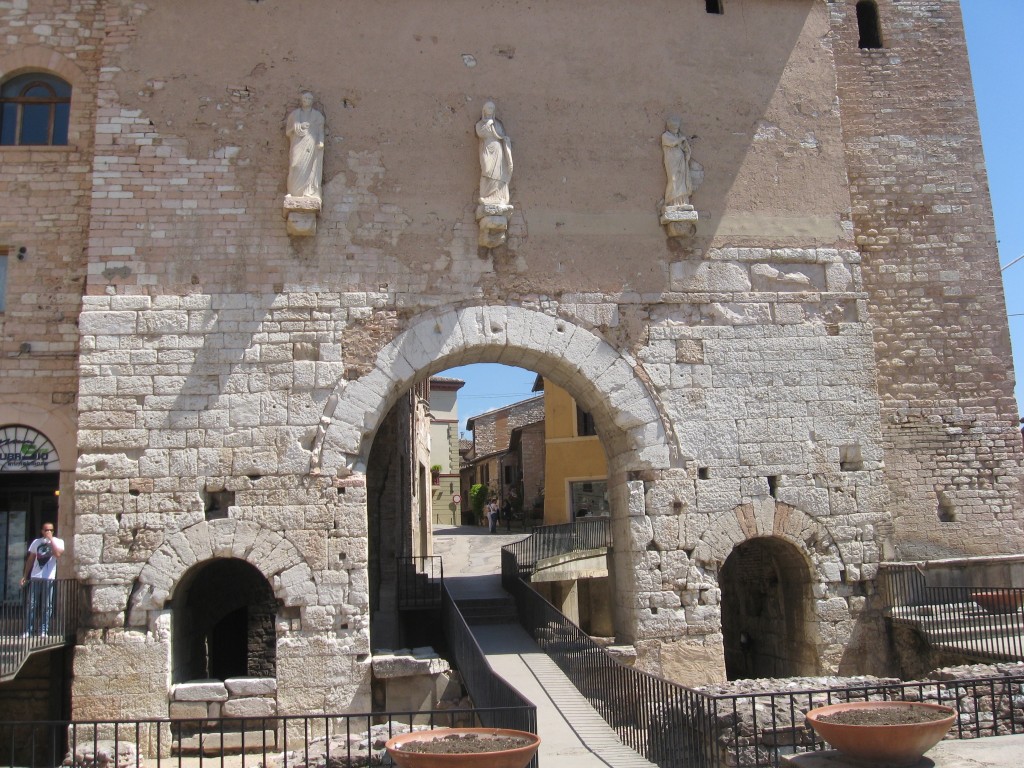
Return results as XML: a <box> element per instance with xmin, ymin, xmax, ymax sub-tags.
<box><xmin>431</xmin><ymin>465</ymin><xmax>442</xmax><ymax>486</ymax></box>
<box><xmin>385</xmin><ymin>727</ymin><xmax>540</xmax><ymax>768</ymax></box>
<box><xmin>805</xmin><ymin>701</ymin><xmax>956</xmax><ymax>766</ymax></box>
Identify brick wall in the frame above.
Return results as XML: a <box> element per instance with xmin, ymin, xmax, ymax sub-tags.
<box><xmin>831</xmin><ymin>0</ymin><xmax>1024</xmax><ymax>558</ymax></box>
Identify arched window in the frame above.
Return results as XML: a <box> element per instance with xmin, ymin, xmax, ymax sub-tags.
<box><xmin>856</xmin><ymin>0</ymin><xmax>883</xmax><ymax>49</ymax></box>
<box><xmin>0</xmin><ymin>73</ymin><xmax>71</xmax><ymax>146</ymax></box>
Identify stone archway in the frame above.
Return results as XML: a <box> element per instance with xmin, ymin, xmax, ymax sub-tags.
<box><xmin>720</xmin><ymin>536</ymin><xmax>817</xmax><ymax>679</ymax></box>
<box><xmin>693</xmin><ymin>500</ymin><xmax>851</xmax><ymax>678</ymax></box>
<box><xmin>313</xmin><ymin>304</ymin><xmax>677</xmax><ymax>645</ymax></box>
<box><xmin>127</xmin><ymin>518</ymin><xmax>311</xmax><ymax>628</ymax></box>
<box><xmin>313</xmin><ymin>304</ymin><xmax>677</xmax><ymax>475</ymax></box>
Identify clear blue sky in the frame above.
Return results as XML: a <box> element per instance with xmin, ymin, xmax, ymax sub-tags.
<box><xmin>447</xmin><ymin>3</ymin><xmax>1024</xmax><ymax>430</ymax></box>
<box><xmin>962</xmin><ymin>1</ymin><xmax>1024</xmax><ymax>408</ymax></box>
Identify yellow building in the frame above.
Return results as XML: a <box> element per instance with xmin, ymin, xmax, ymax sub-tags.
<box><xmin>536</xmin><ymin>377</ymin><xmax>609</xmax><ymax>525</ymax></box>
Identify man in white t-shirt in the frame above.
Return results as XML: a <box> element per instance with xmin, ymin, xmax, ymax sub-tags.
<box><xmin>21</xmin><ymin>522</ymin><xmax>65</xmax><ymax>636</ymax></box>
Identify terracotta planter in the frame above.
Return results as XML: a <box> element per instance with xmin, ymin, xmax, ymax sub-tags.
<box><xmin>805</xmin><ymin>701</ymin><xmax>956</xmax><ymax>766</ymax></box>
<box><xmin>971</xmin><ymin>590</ymin><xmax>1024</xmax><ymax>614</ymax></box>
<box><xmin>385</xmin><ymin>727</ymin><xmax>541</xmax><ymax>768</ymax></box>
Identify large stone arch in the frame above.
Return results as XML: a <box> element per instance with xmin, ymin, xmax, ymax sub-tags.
<box><xmin>314</xmin><ymin>303</ymin><xmax>677</xmax><ymax>476</ymax></box>
<box><xmin>126</xmin><ymin>519</ymin><xmax>311</xmax><ymax>627</ymax></box>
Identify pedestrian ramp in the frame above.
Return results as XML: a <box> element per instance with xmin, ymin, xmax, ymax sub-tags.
<box><xmin>471</xmin><ymin>622</ymin><xmax>658</xmax><ymax>768</ymax></box>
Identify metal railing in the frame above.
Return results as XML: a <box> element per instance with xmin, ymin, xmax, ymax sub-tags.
<box><xmin>396</xmin><ymin>555</ymin><xmax>444</xmax><ymax>610</ymax></box>
<box><xmin>0</xmin><ymin>578</ymin><xmax>80</xmax><ymax>680</ymax></box>
<box><xmin>440</xmin><ymin>583</ymin><xmax>537</xmax><ymax>735</ymax></box>
<box><xmin>688</xmin><ymin>674</ymin><xmax>1024</xmax><ymax>768</ymax></box>
<box><xmin>501</xmin><ymin>517</ymin><xmax>611</xmax><ymax>588</ymax></box>
<box><xmin>883</xmin><ymin>564</ymin><xmax>1024</xmax><ymax>662</ymax></box>
<box><xmin>0</xmin><ymin>707</ymin><xmax>537</xmax><ymax>768</ymax></box>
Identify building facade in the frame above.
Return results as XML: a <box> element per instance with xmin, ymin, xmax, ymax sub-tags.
<box><xmin>0</xmin><ymin>0</ymin><xmax>1020</xmax><ymax>719</ymax></box>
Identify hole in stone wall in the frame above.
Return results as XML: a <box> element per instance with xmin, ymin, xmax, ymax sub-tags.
<box><xmin>937</xmin><ymin>491</ymin><xmax>957</xmax><ymax>523</ymax></box>
<box><xmin>204</xmin><ymin>488</ymin><xmax>235</xmax><ymax>520</ymax></box>
<box><xmin>856</xmin><ymin>0</ymin><xmax>883</xmax><ymax>49</ymax></box>
<box><xmin>698</xmin><ymin>467</ymin><xmax>710</xmax><ymax>480</ymax></box>
<box><xmin>839</xmin><ymin>445</ymin><xmax>864</xmax><ymax>472</ymax></box>
<box><xmin>705</xmin><ymin>0</ymin><xmax>724</xmax><ymax>14</ymax></box>
<box><xmin>767</xmin><ymin>476</ymin><xmax>779</xmax><ymax>499</ymax></box>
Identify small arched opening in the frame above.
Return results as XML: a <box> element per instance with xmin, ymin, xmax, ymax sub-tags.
<box><xmin>171</xmin><ymin>558</ymin><xmax>278</xmax><ymax>683</ymax></box>
<box><xmin>720</xmin><ymin>537</ymin><xmax>818</xmax><ymax>680</ymax></box>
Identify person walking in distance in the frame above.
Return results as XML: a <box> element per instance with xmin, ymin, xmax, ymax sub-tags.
<box><xmin>21</xmin><ymin>522</ymin><xmax>64</xmax><ymax>636</ymax></box>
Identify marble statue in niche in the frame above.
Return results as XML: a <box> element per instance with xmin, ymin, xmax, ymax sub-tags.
<box><xmin>283</xmin><ymin>91</ymin><xmax>326</xmax><ymax>237</ymax></box>
<box><xmin>475</xmin><ymin>100</ymin><xmax>514</xmax><ymax>248</ymax></box>
<box><xmin>659</xmin><ymin>115</ymin><xmax>699</xmax><ymax>238</ymax></box>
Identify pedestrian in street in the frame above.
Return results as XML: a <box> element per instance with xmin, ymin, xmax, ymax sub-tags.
<box><xmin>22</xmin><ymin>522</ymin><xmax>64</xmax><ymax>637</ymax></box>
<box><xmin>488</xmin><ymin>499</ymin><xmax>499</xmax><ymax>533</ymax></box>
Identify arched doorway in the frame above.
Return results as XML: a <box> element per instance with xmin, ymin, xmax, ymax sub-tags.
<box><xmin>719</xmin><ymin>537</ymin><xmax>818</xmax><ymax>679</ymax></box>
<box><xmin>171</xmin><ymin>559</ymin><xmax>277</xmax><ymax>683</ymax></box>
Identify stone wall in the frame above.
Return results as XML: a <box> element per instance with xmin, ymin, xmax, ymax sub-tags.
<box><xmin>0</xmin><ymin>0</ymin><xmax>1016</xmax><ymax>717</ymax></box>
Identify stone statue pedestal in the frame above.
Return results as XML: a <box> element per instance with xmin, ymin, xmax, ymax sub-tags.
<box><xmin>660</xmin><ymin>204</ymin><xmax>698</xmax><ymax>238</ymax></box>
<box><xmin>476</xmin><ymin>203</ymin><xmax>513</xmax><ymax>248</ymax></box>
<box><xmin>283</xmin><ymin>195</ymin><xmax>322</xmax><ymax>237</ymax></box>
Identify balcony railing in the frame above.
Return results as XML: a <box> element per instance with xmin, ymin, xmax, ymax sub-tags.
<box><xmin>0</xmin><ymin>578</ymin><xmax>80</xmax><ymax>680</ymax></box>
<box><xmin>882</xmin><ymin>563</ymin><xmax>1024</xmax><ymax>662</ymax></box>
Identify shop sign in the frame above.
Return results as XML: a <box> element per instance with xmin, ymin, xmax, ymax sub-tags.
<box><xmin>0</xmin><ymin>426</ymin><xmax>59</xmax><ymax>471</ymax></box>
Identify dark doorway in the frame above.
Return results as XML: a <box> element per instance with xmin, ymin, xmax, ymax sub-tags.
<box><xmin>172</xmin><ymin>559</ymin><xmax>277</xmax><ymax>682</ymax></box>
<box><xmin>0</xmin><ymin>472</ymin><xmax>59</xmax><ymax>601</ymax></box>
<box><xmin>720</xmin><ymin>537</ymin><xmax>818</xmax><ymax>680</ymax></box>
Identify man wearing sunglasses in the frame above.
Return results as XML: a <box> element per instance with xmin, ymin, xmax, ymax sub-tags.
<box><xmin>21</xmin><ymin>522</ymin><xmax>65</xmax><ymax>637</ymax></box>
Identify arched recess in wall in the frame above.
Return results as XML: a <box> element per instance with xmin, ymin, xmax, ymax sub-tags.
<box><xmin>692</xmin><ymin>500</ymin><xmax>847</xmax><ymax>679</ymax></box>
<box><xmin>313</xmin><ymin>304</ymin><xmax>678</xmax><ymax>477</ymax></box>
<box><xmin>126</xmin><ymin>518</ymin><xmax>310</xmax><ymax>629</ymax></box>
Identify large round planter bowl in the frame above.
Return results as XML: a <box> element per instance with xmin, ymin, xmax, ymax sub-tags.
<box><xmin>385</xmin><ymin>727</ymin><xmax>541</xmax><ymax>768</ymax></box>
<box><xmin>971</xmin><ymin>590</ymin><xmax>1024</xmax><ymax>614</ymax></box>
<box><xmin>805</xmin><ymin>701</ymin><xmax>956</xmax><ymax>766</ymax></box>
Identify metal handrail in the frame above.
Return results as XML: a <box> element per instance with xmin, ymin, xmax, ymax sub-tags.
<box><xmin>396</xmin><ymin>555</ymin><xmax>444</xmax><ymax>609</ymax></box>
<box><xmin>882</xmin><ymin>564</ymin><xmax>1024</xmax><ymax>662</ymax></box>
<box><xmin>501</xmin><ymin>517</ymin><xmax>611</xmax><ymax>589</ymax></box>
<box><xmin>0</xmin><ymin>578</ymin><xmax>80</xmax><ymax>680</ymax></box>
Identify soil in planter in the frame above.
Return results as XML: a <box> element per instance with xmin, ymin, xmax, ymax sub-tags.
<box><xmin>397</xmin><ymin>734</ymin><xmax>534</xmax><ymax>754</ymax></box>
<box><xmin>817</xmin><ymin>707</ymin><xmax>950</xmax><ymax>726</ymax></box>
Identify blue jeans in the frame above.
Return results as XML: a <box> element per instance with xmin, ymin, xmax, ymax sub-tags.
<box><xmin>25</xmin><ymin>579</ymin><xmax>56</xmax><ymax>636</ymax></box>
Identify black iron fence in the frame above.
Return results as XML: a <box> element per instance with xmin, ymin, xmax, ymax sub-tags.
<box><xmin>0</xmin><ymin>578</ymin><xmax>80</xmax><ymax>680</ymax></box>
<box><xmin>501</xmin><ymin>517</ymin><xmax>611</xmax><ymax>589</ymax></box>
<box><xmin>883</xmin><ymin>563</ymin><xmax>1024</xmax><ymax>662</ymax></box>
<box><xmin>0</xmin><ymin>707</ymin><xmax>538</xmax><ymax>768</ymax></box>
<box><xmin>396</xmin><ymin>555</ymin><xmax>444</xmax><ymax>610</ymax></box>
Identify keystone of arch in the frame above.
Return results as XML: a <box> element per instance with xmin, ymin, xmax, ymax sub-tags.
<box><xmin>128</xmin><ymin>519</ymin><xmax>310</xmax><ymax>624</ymax></box>
<box><xmin>691</xmin><ymin>500</ymin><xmax>845</xmax><ymax>573</ymax></box>
<box><xmin>316</xmin><ymin>304</ymin><xmax>676</xmax><ymax>473</ymax></box>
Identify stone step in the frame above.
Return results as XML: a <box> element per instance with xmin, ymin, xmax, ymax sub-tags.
<box><xmin>456</xmin><ymin>598</ymin><xmax>518</xmax><ymax>625</ymax></box>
